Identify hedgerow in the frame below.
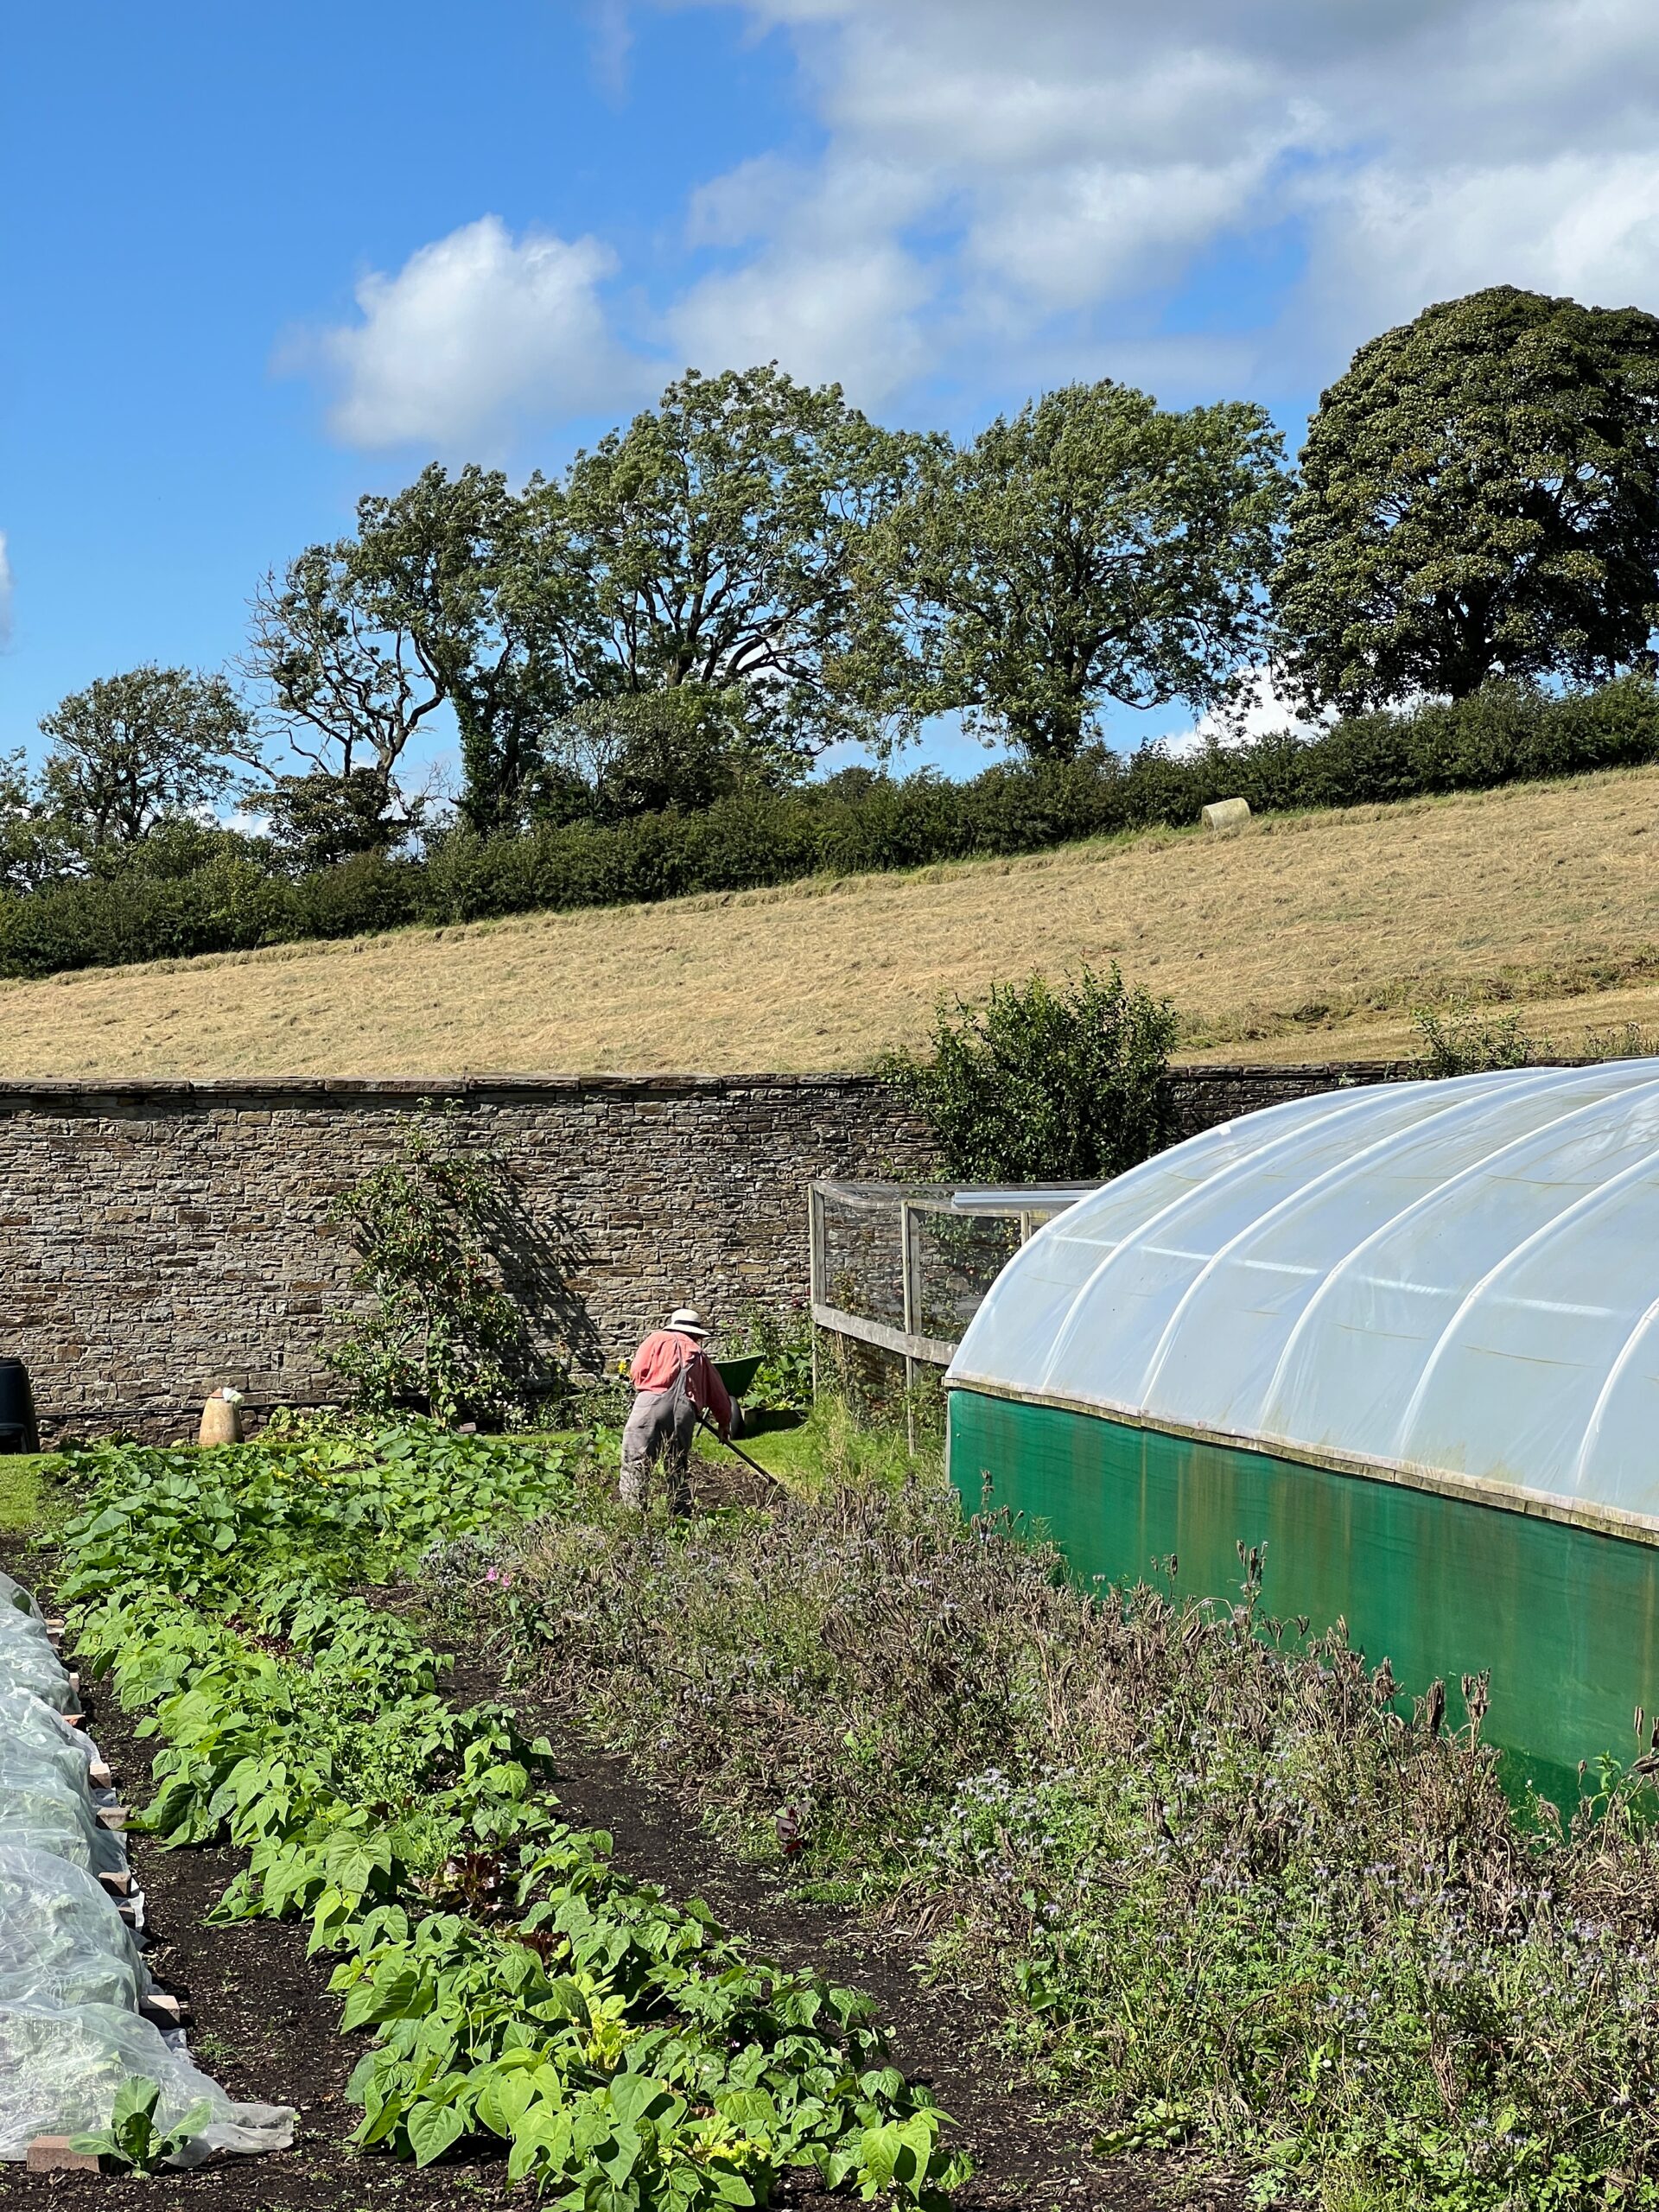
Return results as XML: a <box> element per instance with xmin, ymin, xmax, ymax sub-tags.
<box><xmin>54</xmin><ymin>1424</ymin><xmax>968</xmax><ymax>2204</ymax></box>
<box><xmin>461</xmin><ymin>1469</ymin><xmax>1659</xmax><ymax>2212</ymax></box>
<box><xmin>3</xmin><ymin>677</ymin><xmax>1655</xmax><ymax>979</ymax></box>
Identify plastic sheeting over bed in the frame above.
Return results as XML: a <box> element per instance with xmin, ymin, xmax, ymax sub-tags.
<box><xmin>948</xmin><ymin>1061</ymin><xmax>1659</xmax><ymax>1522</ymax></box>
<box><xmin>0</xmin><ymin>1569</ymin><xmax>294</xmax><ymax>2164</ymax></box>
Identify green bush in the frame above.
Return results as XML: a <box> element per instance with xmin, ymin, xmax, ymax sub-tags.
<box><xmin>1413</xmin><ymin>999</ymin><xmax>1539</xmax><ymax>1076</ymax></box>
<box><xmin>2</xmin><ymin>678</ymin><xmax>1655</xmax><ymax>980</ymax></box>
<box><xmin>881</xmin><ymin>964</ymin><xmax>1178</xmax><ymax>1182</ymax></box>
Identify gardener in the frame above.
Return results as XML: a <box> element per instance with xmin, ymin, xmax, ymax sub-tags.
<box><xmin>620</xmin><ymin>1305</ymin><xmax>732</xmax><ymax>1513</ymax></box>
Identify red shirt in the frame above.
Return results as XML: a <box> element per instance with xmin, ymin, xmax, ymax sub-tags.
<box><xmin>629</xmin><ymin>1331</ymin><xmax>733</xmax><ymax>1429</ymax></box>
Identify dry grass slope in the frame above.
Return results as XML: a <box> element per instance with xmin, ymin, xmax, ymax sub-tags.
<box><xmin>3</xmin><ymin>766</ymin><xmax>1657</xmax><ymax>1077</ymax></box>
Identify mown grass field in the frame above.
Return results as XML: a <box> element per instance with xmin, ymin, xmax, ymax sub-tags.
<box><xmin>3</xmin><ymin>764</ymin><xmax>1657</xmax><ymax>1076</ymax></box>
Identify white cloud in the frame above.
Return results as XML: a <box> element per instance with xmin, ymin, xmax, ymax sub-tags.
<box><xmin>296</xmin><ymin>1</ymin><xmax>1659</xmax><ymax>448</ymax></box>
<box><xmin>313</xmin><ymin>215</ymin><xmax>642</xmax><ymax>450</ymax></box>
<box><xmin>671</xmin><ymin>239</ymin><xmax>934</xmax><ymax>401</ymax></box>
<box><xmin>1301</xmin><ymin>153</ymin><xmax>1659</xmax><ymax>345</ymax></box>
<box><xmin>667</xmin><ymin>0</ymin><xmax>1659</xmax><ymax>402</ymax></box>
<box><xmin>588</xmin><ymin>0</ymin><xmax>634</xmax><ymax>98</ymax></box>
<box><xmin>1160</xmin><ymin>667</ymin><xmax>1318</xmax><ymax>758</ymax></box>
<box><xmin>0</xmin><ymin>533</ymin><xmax>13</xmax><ymax>651</ymax></box>
<box><xmin>672</xmin><ymin>155</ymin><xmax>939</xmax><ymax>399</ymax></box>
<box><xmin>966</xmin><ymin>155</ymin><xmax>1275</xmax><ymax>310</ymax></box>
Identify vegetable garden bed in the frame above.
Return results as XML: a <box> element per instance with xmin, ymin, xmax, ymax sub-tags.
<box><xmin>0</xmin><ymin>1619</ymin><xmax>1137</xmax><ymax>2210</ymax></box>
<box><xmin>0</xmin><ymin>1427</ymin><xmax>974</xmax><ymax>2207</ymax></box>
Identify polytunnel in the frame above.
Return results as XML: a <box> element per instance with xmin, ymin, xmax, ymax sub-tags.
<box><xmin>945</xmin><ymin>1061</ymin><xmax>1659</xmax><ymax>1795</ymax></box>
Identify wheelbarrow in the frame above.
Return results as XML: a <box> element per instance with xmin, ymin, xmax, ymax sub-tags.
<box><xmin>714</xmin><ymin>1354</ymin><xmax>765</xmax><ymax>1439</ymax></box>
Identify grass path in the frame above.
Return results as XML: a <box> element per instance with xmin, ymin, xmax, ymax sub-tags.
<box><xmin>0</xmin><ymin>1452</ymin><xmax>51</xmax><ymax>1534</ymax></box>
<box><xmin>2</xmin><ymin>765</ymin><xmax>1657</xmax><ymax>1077</ymax></box>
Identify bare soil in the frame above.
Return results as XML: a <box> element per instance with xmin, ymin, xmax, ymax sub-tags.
<box><xmin>0</xmin><ymin>1543</ymin><xmax>1233</xmax><ymax>2212</ymax></box>
<box><xmin>2</xmin><ymin>766</ymin><xmax>1657</xmax><ymax>1077</ymax></box>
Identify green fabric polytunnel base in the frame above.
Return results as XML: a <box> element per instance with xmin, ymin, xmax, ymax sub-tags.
<box><xmin>947</xmin><ymin>1389</ymin><xmax>1659</xmax><ymax>1804</ymax></box>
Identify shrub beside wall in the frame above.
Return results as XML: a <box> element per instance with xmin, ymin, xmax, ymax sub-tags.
<box><xmin>3</xmin><ymin>678</ymin><xmax>1656</xmax><ymax>981</ymax></box>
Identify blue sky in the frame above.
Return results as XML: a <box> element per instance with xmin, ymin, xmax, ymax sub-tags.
<box><xmin>7</xmin><ymin>0</ymin><xmax>1659</xmax><ymax>784</ymax></box>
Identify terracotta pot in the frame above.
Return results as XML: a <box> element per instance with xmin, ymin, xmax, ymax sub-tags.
<box><xmin>198</xmin><ymin>1395</ymin><xmax>244</xmax><ymax>1447</ymax></box>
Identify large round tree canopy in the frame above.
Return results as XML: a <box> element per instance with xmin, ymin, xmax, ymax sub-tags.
<box><xmin>1274</xmin><ymin>286</ymin><xmax>1659</xmax><ymax>709</ymax></box>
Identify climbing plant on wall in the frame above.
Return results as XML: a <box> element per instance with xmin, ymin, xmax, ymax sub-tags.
<box><xmin>324</xmin><ymin>1104</ymin><xmax>554</xmax><ymax>1427</ymax></box>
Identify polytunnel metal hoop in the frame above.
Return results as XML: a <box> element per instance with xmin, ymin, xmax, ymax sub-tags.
<box><xmin>1257</xmin><ymin>1073</ymin><xmax>1656</xmax><ymax>1427</ymax></box>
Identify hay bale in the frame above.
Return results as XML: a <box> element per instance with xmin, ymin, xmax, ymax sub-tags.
<box><xmin>1201</xmin><ymin>797</ymin><xmax>1251</xmax><ymax>834</ymax></box>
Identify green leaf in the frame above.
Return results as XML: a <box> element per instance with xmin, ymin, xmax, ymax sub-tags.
<box><xmin>355</xmin><ymin>2088</ymin><xmax>410</xmax><ymax>2149</ymax></box>
<box><xmin>405</xmin><ymin>2098</ymin><xmax>467</xmax><ymax>2168</ymax></box>
<box><xmin>598</xmin><ymin>2122</ymin><xmax>643</xmax><ymax>2184</ymax></box>
<box><xmin>506</xmin><ymin>2102</ymin><xmax>571</xmax><ymax>2184</ymax></box>
<box><xmin>715</xmin><ymin>2088</ymin><xmax>778</xmax><ymax>2132</ymax></box>
<box><xmin>477</xmin><ymin>2068</ymin><xmax>540</xmax><ymax>2139</ymax></box>
<box><xmin>110</xmin><ymin>2077</ymin><xmax>162</xmax><ymax>2134</ymax></box>
<box><xmin>325</xmin><ymin>1827</ymin><xmax>393</xmax><ymax>1897</ymax></box>
<box><xmin>164</xmin><ymin>2101</ymin><xmax>216</xmax><ymax>2154</ymax></box>
<box><xmin>709</xmin><ymin>2175</ymin><xmax>758</xmax><ymax>2207</ymax></box>
<box><xmin>607</xmin><ymin>2073</ymin><xmax>672</xmax><ymax>2128</ymax></box>
<box><xmin>340</xmin><ymin>1961</ymin><xmax>425</xmax><ymax>2031</ymax></box>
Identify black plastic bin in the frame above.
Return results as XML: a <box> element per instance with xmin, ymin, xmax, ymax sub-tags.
<box><xmin>0</xmin><ymin>1358</ymin><xmax>39</xmax><ymax>1455</ymax></box>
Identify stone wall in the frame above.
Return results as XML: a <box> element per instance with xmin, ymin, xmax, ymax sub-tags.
<box><xmin>0</xmin><ymin>1060</ymin><xmax>1417</xmax><ymax>1443</ymax></box>
<box><xmin>1164</xmin><ymin>1059</ymin><xmax>1417</xmax><ymax>1143</ymax></box>
<box><xmin>0</xmin><ymin>1074</ymin><xmax>934</xmax><ymax>1443</ymax></box>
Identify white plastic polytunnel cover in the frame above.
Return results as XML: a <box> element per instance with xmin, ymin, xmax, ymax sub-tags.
<box><xmin>0</xmin><ymin>1570</ymin><xmax>295</xmax><ymax>2164</ymax></box>
<box><xmin>948</xmin><ymin>1061</ymin><xmax>1659</xmax><ymax>1524</ymax></box>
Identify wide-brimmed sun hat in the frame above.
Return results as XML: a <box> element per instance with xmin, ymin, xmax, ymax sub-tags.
<box><xmin>668</xmin><ymin>1306</ymin><xmax>711</xmax><ymax>1338</ymax></box>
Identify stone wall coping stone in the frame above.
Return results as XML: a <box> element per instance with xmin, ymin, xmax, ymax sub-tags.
<box><xmin>0</xmin><ymin>1071</ymin><xmax>903</xmax><ymax>1107</ymax></box>
<box><xmin>1166</xmin><ymin>1059</ymin><xmax>1419</xmax><ymax>1081</ymax></box>
<box><xmin>0</xmin><ymin>1059</ymin><xmax>1446</xmax><ymax>1110</ymax></box>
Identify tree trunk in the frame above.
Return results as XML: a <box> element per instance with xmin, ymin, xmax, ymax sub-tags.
<box><xmin>1013</xmin><ymin>693</ymin><xmax>1086</xmax><ymax>764</ymax></box>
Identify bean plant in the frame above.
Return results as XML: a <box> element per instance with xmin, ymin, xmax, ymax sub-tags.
<box><xmin>55</xmin><ymin>1423</ymin><xmax>967</xmax><ymax>2207</ymax></box>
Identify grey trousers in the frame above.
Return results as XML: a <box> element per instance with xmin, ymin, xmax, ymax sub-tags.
<box><xmin>620</xmin><ymin>1382</ymin><xmax>696</xmax><ymax>1511</ymax></box>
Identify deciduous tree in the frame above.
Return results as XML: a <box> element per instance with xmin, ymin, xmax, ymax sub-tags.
<box><xmin>37</xmin><ymin>664</ymin><xmax>251</xmax><ymax>848</ymax></box>
<box><xmin>1274</xmin><ymin>286</ymin><xmax>1659</xmax><ymax>710</ymax></box>
<box><xmin>869</xmin><ymin>380</ymin><xmax>1288</xmax><ymax>761</ymax></box>
<box><xmin>557</xmin><ymin>364</ymin><xmax>923</xmax><ymax>767</ymax></box>
<box><xmin>245</xmin><ymin>544</ymin><xmax>442</xmax><ymax>832</ymax></box>
<box><xmin>349</xmin><ymin>463</ymin><xmax>599</xmax><ymax>836</ymax></box>
<box><xmin>537</xmin><ymin>682</ymin><xmax>806</xmax><ymax>823</ymax></box>
<box><xmin>256</xmin><ymin>767</ymin><xmax>425</xmax><ymax>874</ymax></box>
<box><xmin>0</xmin><ymin>749</ymin><xmax>77</xmax><ymax>893</ymax></box>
